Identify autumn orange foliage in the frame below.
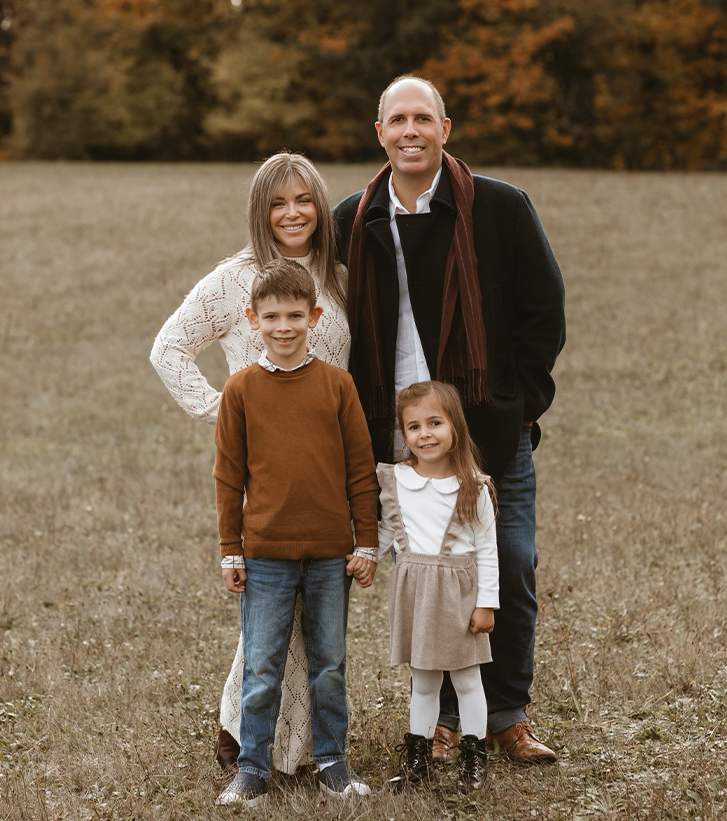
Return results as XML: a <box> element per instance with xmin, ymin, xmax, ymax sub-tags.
<box><xmin>593</xmin><ymin>0</ymin><xmax>727</xmax><ymax>168</ymax></box>
<box><xmin>2</xmin><ymin>0</ymin><xmax>726</xmax><ymax>167</ymax></box>
<box><xmin>418</xmin><ymin>0</ymin><xmax>727</xmax><ymax>168</ymax></box>
<box><xmin>420</xmin><ymin>0</ymin><xmax>575</xmax><ymax>163</ymax></box>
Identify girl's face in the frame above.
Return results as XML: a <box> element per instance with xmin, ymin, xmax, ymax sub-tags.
<box><xmin>401</xmin><ymin>394</ymin><xmax>454</xmax><ymax>475</ymax></box>
<box><xmin>269</xmin><ymin>178</ymin><xmax>318</xmax><ymax>258</ymax></box>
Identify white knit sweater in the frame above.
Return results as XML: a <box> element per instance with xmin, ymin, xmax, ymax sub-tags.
<box><xmin>150</xmin><ymin>250</ymin><xmax>350</xmax><ymax>424</ymax></box>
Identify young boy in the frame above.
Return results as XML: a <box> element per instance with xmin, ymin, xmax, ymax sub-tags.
<box><xmin>213</xmin><ymin>259</ymin><xmax>379</xmax><ymax>807</ymax></box>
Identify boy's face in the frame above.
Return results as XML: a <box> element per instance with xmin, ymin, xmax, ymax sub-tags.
<box><xmin>246</xmin><ymin>296</ymin><xmax>322</xmax><ymax>370</ymax></box>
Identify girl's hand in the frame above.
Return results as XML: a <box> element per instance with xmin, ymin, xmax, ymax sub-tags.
<box><xmin>469</xmin><ymin>607</ymin><xmax>495</xmax><ymax>634</ymax></box>
<box><xmin>222</xmin><ymin>567</ymin><xmax>246</xmax><ymax>593</ymax></box>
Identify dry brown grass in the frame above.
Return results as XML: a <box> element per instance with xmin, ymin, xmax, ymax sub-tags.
<box><xmin>1</xmin><ymin>162</ymin><xmax>726</xmax><ymax>820</ymax></box>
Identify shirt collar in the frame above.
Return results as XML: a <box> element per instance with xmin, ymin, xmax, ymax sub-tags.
<box><xmin>388</xmin><ymin>166</ymin><xmax>443</xmax><ymax>219</ymax></box>
<box><xmin>394</xmin><ymin>462</ymin><xmax>460</xmax><ymax>494</ymax></box>
<box><xmin>258</xmin><ymin>349</ymin><xmax>316</xmax><ymax>373</ymax></box>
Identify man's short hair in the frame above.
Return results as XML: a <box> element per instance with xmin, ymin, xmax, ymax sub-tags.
<box><xmin>250</xmin><ymin>259</ymin><xmax>317</xmax><ymax>312</ymax></box>
<box><xmin>377</xmin><ymin>75</ymin><xmax>447</xmax><ymax>123</ymax></box>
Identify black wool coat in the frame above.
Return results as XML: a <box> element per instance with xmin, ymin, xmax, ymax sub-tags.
<box><xmin>333</xmin><ymin>165</ymin><xmax>566</xmax><ymax>483</ymax></box>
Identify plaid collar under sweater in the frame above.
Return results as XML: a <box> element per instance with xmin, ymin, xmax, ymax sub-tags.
<box><xmin>257</xmin><ymin>349</ymin><xmax>316</xmax><ymax>373</ymax></box>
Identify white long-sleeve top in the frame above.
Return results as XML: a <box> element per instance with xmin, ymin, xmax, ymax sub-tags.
<box><xmin>377</xmin><ymin>463</ymin><xmax>499</xmax><ymax>609</ymax></box>
<box><xmin>150</xmin><ymin>250</ymin><xmax>350</xmax><ymax>424</ymax></box>
<box><xmin>388</xmin><ymin>168</ymin><xmax>441</xmax><ymax>393</ymax></box>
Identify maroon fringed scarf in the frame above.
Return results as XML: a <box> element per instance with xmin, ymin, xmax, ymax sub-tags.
<box><xmin>347</xmin><ymin>151</ymin><xmax>490</xmax><ymax>419</ymax></box>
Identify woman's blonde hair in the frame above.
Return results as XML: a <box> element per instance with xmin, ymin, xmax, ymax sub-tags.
<box><xmin>247</xmin><ymin>151</ymin><xmax>345</xmax><ymax>310</ymax></box>
<box><xmin>396</xmin><ymin>381</ymin><xmax>495</xmax><ymax>525</ymax></box>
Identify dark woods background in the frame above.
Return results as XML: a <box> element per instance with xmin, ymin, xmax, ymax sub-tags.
<box><xmin>1</xmin><ymin>0</ymin><xmax>726</xmax><ymax>168</ymax></box>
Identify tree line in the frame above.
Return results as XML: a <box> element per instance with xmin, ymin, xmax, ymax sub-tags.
<box><xmin>1</xmin><ymin>0</ymin><xmax>726</xmax><ymax>168</ymax></box>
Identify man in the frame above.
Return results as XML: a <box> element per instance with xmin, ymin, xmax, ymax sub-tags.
<box><xmin>333</xmin><ymin>75</ymin><xmax>566</xmax><ymax>764</ymax></box>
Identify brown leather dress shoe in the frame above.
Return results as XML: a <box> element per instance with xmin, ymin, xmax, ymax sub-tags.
<box><xmin>487</xmin><ymin>721</ymin><xmax>557</xmax><ymax>764</ymax></box>
<box><xmin>215</xmin><ymin>726</ymin><xmax>240</xmax><ymax>770</ymax></box>
<box><xmin>432</xmin><ymin>724</ymin><xmax>460</xmax><ymax>762</ymax></box>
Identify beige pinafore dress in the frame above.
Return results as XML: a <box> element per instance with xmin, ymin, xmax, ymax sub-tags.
<box><xmin>377</xmin><ymin>463</ymin><xmax>492</xmax><ymax>671</ymax></box>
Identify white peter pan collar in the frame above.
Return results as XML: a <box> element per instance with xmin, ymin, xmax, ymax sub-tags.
<box><xmin>394</xmin><ymin>463</ymin><xmax>460</xmax><ymax>494</ymax></box>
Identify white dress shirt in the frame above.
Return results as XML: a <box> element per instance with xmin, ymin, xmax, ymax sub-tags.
<box><xmin>377</xmin><ymin>464</ymin><xmax>499</xmax><ymax>608</ymax></box>
<box><xmin>389</xmin><ymin>168</ymin><xmax>442</xmax><ymax>458</ymax></box>
<box><xmin>388</xmin><ymin>167</ymin><xmax>442</xmax><ymax>393</ymax></box>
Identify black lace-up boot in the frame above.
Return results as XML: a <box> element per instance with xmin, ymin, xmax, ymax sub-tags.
<box><xmin>387</xmin><ymin>733</ymin><xmax>434</xmax><ymax>791</ymax></box>
<box><xmin>457</xmin><ymin>734</ymin><xmax>488</xmax><ymax>794</ymax></box>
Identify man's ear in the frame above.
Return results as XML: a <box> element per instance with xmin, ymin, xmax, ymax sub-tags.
<box><xmin>375</xmin><ymin>122</ymin><xmax>385</xmax><ymax>147</ymax></box>
<box><xmin>245</xmin><ymin>306</ymin><xmax>260</xmax><ymax>330</ymax></box>
<box><xmin>441</xmin><ymin>118</ymin><xmax>452</xmax><ymax>145</ymax></box>
<box><xmin>308</xmin><ymin>306</ymin><xmax>324</xmax><ymax>329</ymax></box>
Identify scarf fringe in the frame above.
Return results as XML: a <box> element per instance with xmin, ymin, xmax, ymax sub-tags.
<box><xmin>361</xmin><ymin>386</ymin><xmax>388</xmax><ymax>420</ymax></box>
<box><xmin>440</xmin><ymin>370</ymin><xmax>491</xmax><ymax>407</ymax></box>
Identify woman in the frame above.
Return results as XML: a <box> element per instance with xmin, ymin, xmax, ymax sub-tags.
<box><xmin>150</xmin><ymin>152</ymin><xmax>350</xmax><ymax>773</ymax></box>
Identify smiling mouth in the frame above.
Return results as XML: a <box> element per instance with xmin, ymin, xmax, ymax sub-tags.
<box><xmin>401</xmin><ymin>146</ymin><xmax>424</xmax><ymax>154</ymax></box>
<box><xmin>419</xmin><ymin>442</ymin><xmax>438</xmax><ymax>449</ymax></box>
<box><xmin>280</xmin><ymin>224</ymin><xmax>306</xmax><ymax>232</ymax></box>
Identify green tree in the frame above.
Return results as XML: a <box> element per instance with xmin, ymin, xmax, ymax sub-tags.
<box><xmin>5</xmin><ymin>0</ymin><xmax>726</xmax><ymax>166</ymax></box>
<box><xmin>9</xmin><ymin>0</ymin><xmax>238</xmax><ymax>159</ymax></box>
<box><xmin>0</xmin><ymin>1</ymin><xmax>19</xmax><ymax>155</ymax></box>
<box><xmin>206</xmin><ymin>0</ymin><xmax>458</xmax><ymax>160</ymax></box>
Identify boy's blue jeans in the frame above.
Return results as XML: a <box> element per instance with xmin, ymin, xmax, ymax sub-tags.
<box><xmin>238</xmin><ymin>557</ymin><xmax>351</xmax><ymax>778</ymax></box>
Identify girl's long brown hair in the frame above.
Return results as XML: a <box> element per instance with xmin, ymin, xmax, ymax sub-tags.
<box><xmin>396</xmin><ymin>381</ymin><xmax>495</xmax><ymax>525</ymax></box>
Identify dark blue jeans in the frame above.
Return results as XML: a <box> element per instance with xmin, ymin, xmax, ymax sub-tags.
<box><xmin>438</xmin><ymin>427</ymin><xmax>538</xmax><ymax>735</ymax></box>
<box><xmin>238</xmin><ymin>557</ymin><xmax>351</xmax><ymax>778</ymax></box>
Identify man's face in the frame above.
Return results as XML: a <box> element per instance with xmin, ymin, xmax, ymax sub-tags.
<box><xmin>375</xmin><ymin>79</ymin><xmax>451</xmax><ymax>183</ymax></box>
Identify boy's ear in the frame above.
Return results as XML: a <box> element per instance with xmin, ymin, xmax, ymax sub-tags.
<box><xmin>308</xmin><ymin>306</ymin><xmax>324</xmax><ymax>329</ymax></box>
<box><xmin>245</xmin><ymin>306</ymin><xmax>260</xmax><ymax>330</ymax></box>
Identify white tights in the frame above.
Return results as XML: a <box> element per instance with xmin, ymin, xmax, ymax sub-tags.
<box><xmin>410</xmin><ymin>666</ymin><xmax>488</xmax><ymax>740</ymax></box>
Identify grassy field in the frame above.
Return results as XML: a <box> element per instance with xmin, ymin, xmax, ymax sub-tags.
<box><xmin>1</xmin><ymin>161</ymin><xmax>726</xmax><ymax>821</ymax></box>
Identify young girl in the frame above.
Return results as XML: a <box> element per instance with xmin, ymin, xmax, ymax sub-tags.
<box><xmin>377</xmin><ymin>381</ymin><xmax>499</xmax><ymax>794</ymax></box>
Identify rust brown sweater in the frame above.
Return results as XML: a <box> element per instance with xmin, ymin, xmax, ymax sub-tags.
<box><xmin>213</xmin><ymin>358</ymin><xmax>379</xmax><ymax>559</ymax></box>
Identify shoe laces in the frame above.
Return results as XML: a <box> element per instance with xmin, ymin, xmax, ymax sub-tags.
<box><xmin>394</xmin><ymin>733</ymin><xmax>431</xmax><ymax>771</ymax></box>
<box><xmin>458</xmin><ymin>737</ymin><xmax>486</xmax><ymax>779</ymax></box>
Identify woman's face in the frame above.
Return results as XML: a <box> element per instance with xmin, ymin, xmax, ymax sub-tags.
<box><xmin>269</xmin><ymin>178</ymin><xmax>318</xmax><ymax>258</ymax></box>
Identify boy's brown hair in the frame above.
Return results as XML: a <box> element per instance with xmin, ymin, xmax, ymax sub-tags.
<box><xmin>250</xmin><ymin>259</ymin><xmax>317</xmax><ymax>312</ymax></box>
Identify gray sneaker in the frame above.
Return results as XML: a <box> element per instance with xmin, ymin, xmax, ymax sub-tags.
<box><xmin>317</xmin><ymin>761</ymin><xmax>371</xmax><ymax>797</ymax></box>
<box><xmin>215</xmin><ymin>770</ymin><xmax>268</xmax><ymax>807</ymax></box>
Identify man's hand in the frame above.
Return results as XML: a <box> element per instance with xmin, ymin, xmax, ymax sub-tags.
<box><xmin>346</xmin><ymin>555</ymin><xmax>377</xmax><ymax>588</ymax></box>
<box><xmin>469</xmin><ymin>607</ymin><xmax>495</xmax><ymax>634</ymax></box>
<box><xmin>222</xmin><ymin>566</ymin><xmax>246</xmax><ymax>593</ymax></box>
